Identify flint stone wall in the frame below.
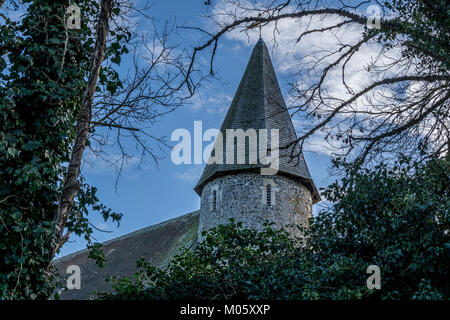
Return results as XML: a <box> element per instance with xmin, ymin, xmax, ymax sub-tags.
<box><xmin>198</xmin><ymin>173</ymin><xmax>313</xmax><ymax>239</ymax></box>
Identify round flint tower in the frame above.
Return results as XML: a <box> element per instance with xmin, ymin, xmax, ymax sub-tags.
<box><xmin>194</xmin><ymin>38</ymin><xmax>320</xmax><ymax>238</ymax></box>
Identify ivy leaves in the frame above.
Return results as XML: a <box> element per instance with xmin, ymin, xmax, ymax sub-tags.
<box><xmin>0</xmin><ymin>0</ymin><xmax>127</xmax><ymax>299</ymax></box>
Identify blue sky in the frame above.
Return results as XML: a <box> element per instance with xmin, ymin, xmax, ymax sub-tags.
<box><xmin>58</xmin><ymin>0</ymin><xmax>342</xmax><ymax>257</ymax></box>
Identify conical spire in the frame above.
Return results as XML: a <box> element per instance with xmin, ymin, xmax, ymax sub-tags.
<box><xmin>194</xmin><ymin>39</ymin><xmax>320</xmax><ymax>203</ymax></box>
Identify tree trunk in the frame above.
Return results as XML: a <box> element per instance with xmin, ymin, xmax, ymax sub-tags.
<box><xmin>47</xmin><ymin>0</ymin><xmax>114</xmax><ymax>273</ymax></box>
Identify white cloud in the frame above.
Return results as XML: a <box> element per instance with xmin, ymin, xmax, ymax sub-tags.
<box><xmin>210</xmin><ymin>1</ymin><xmax>410</xmax><ymax>103</ymax></box>
<box><xmin>189</xmin><ymin>91</ymin><xmax>233</xmax><ymax>114</ymax></box>
<box><xmin>96</xmin><ymin>223</ymin><xmax>112</xmax><ymax>232</ymax></box>
<box><xmin>208</xmin><ymin>1</ymin><xmax>416</xmax><ymax>157</ymax></box>
<box><xmin>82</xmin><ymin>149</ymin><xmax>140</xmax><ymax>175</ymax></box>
<box><xmin>173</xmin><ymin>166</ymin><xmax>203</xmax><ymax>182</ymax></box>
<box><xmin>292</xmin><ymin>119</ymin><xmax>340</xmax><ymax>156</ymax></box>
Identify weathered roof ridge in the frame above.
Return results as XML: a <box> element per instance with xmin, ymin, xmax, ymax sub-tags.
<box><xmin>54</xmin><ymin>211</ymin><xmax>199</xmax><ymax>264</ymax></box>
<box><xmin>194</xmin><ymin>39</ymin><xmax>320</xmax><ymax>202</ymax></box>
<box><xmin>54</xmin><ymin>211</ymin><xmax>200</xmax><ymax>299</ymax></box>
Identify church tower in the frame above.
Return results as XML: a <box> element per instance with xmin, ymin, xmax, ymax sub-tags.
<box><xmin>194</xmin><ymin>38</ymin><xmax>320</xmax><ymax>238</ymax></box>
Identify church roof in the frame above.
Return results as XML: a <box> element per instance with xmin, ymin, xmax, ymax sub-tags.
<box><xmin>54</xmin><ymin>211</ymin><xmax>199</xmax><ymax>299</ymax></box>
<box><xmin>194</xmin><ymin>38</ymin><xmax>320</xmax><ymax>203</ymax></box>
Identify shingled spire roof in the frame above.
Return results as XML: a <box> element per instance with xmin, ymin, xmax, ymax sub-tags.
<box><xmin>194</xmin><ymin>38</ymin><xmax>320</xmax><ymax>203</ymax></box>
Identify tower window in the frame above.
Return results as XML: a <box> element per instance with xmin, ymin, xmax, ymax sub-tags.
<box><xmin>210</xmin><ymin>185</ymin><xmax>219</xmax><ymax>212</ymax></box>
<box><xmin>212</xmin><ymin>189</ymin><xmax>217</xmax><ymax>211</ymax></box>
<box><xmin>266</xmin><ymin>184</ymin><xmax>272</xmax><ymax>206</ymax></box>
<box><xmin>262</xmin><ymin>179</ymin><xmax>277</xmax><ymax>206</ymax></box>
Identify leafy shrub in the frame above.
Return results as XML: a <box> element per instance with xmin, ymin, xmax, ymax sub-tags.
<box><xmin>99</xmin><ymin>158</ymin><xmax>449</xmax><ymax>300</ymax></box>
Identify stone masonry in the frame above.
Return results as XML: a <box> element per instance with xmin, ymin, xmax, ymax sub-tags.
<box><xmin>198</xmin><ymin>172</ymin><xmax>313</xmax><ymax>238</ymax></box>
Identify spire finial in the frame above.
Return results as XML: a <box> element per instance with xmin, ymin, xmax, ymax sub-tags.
<box><xmin>258</xmin><ymin>12</ymin><xmax>262</xmax><ymax>39</ymax></box>
<box><xmin>244</xmin><ymin>13</ymin><xmax>263</xmax><ymax>39</ymax></box>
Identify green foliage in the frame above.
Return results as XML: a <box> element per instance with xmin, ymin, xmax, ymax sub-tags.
<box><xmin>99</xmin><ymin>221</ymin><xmax>306</xmax><ymax>300</ymax></box>
<box><xmin>100</xmin><ymin>158</ymin><xmax>449</xmax><ymax>300</ymax></box>
<box><xmin>382</xmin><ymin>0</ymin><xmax>450</xmax><ymax>71</ymax></box>
<box><xmin>307</xmin><ymin>157</ymin><xmax>449</xmax><ymax>299</ymax></box>
<box><xmin>0</xmin><ymin>0</ymin><xmax>127</xmax><ymax>299</ymax></box>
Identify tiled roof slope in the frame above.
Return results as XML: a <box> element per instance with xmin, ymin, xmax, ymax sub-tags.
<box><xmin>54</xmin><ymin>211</ymin><xmax>199</xmax><ymax>299</ymax></box>
<box><xmin>194</xmin><ymin>38</ymin><xmax>320</xmax><ymax>202</ymax></box>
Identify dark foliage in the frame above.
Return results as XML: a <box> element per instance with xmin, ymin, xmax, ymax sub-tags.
<box><xmin>0</xmin><ymin>0</ymin><xmax>125</xmax><ymax>299</ymax></box>
<box><xmin>100</xmin><ymin>158</ymin><xmax>449</xmax><ymax>300</ymax></box>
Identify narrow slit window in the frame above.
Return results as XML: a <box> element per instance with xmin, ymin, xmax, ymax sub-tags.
<box><xmin>212</xmin><ymin>190</ymin><xmax>217</xmax><ymax>211</ymax></box>
<box><xmin>266</xmin><ymin>184</ymin><xmax>272</xmax><ymax>206</ymax></box>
